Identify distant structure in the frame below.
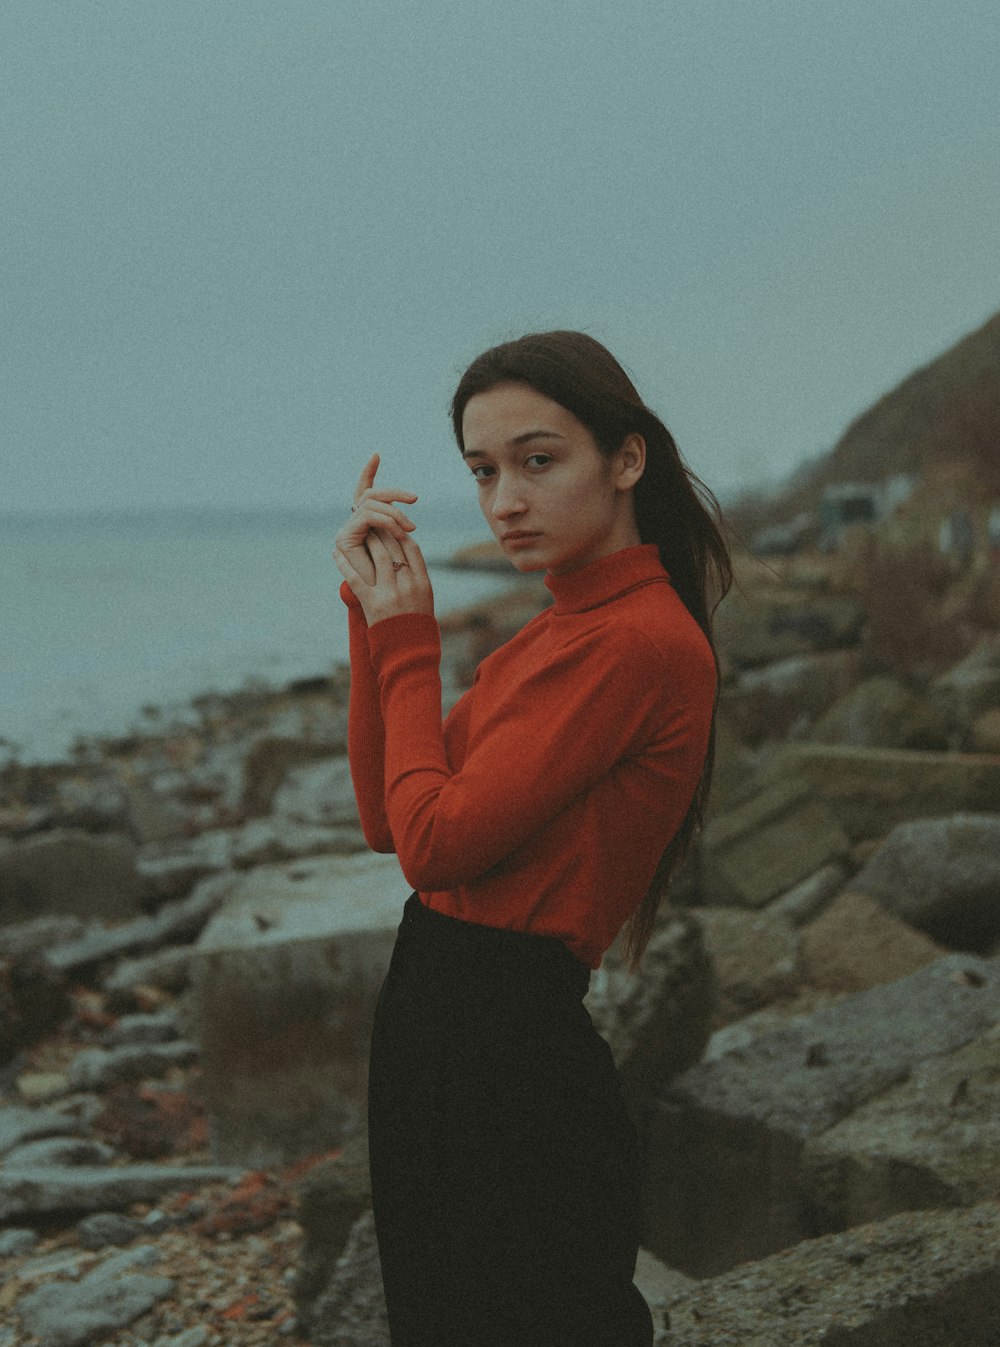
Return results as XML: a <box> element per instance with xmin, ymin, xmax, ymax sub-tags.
<box><xmin>817</xmin><ymin>475</ymin><xmax>915</xmax><ymax>551</ymax></box>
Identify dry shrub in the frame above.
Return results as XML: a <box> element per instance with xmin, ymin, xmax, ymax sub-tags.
<box><xmin>860</xmin><ymin>540</ymin><xmax>975</xmax><ymax>680</ymax></box>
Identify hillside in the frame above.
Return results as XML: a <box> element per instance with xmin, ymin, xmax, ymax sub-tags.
<box><xmin>732</xmin><ymin>307</ymin><xmax>1000</xmax><ymax>534</ymax></box>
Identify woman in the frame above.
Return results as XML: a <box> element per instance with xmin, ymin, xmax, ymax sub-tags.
<box><xmin>333</xmin><ymin>330</ymin><xmax>730</xmax><ymax>1346</ymax></box>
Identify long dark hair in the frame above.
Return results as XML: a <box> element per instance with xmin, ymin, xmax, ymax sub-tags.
<box><xmin>450</xmin><ymin>330</ymin><xmax>732</xmax><ymax>965</ymax></box>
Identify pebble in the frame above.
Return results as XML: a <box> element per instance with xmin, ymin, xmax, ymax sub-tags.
<box><xmin>152</xmin><ymin>1329</ymin><xmax>211</xmax><ymax>1347</ymax></box>
<box><xmin>78</xmin><ymin>1210</ymin><xmax>146</xmax><ymax>1249</ymax></box>
<box><xmin>14</xmin><ymin>1071</ymin><xmax>71</xmax><ymax>1103</ymax></box>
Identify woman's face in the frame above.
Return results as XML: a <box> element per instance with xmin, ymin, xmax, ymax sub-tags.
<box><xmin>460</xmin><ymin>382</ymin><xmax>644</xmax><ymax>575</ymax></box>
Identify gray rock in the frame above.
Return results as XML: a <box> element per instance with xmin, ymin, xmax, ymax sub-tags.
<box><xmin>810</xmin><ymin>674</ymin><xmax>945</xmax><ymax>749</ymax></box>
<box><xmin>67</xmin><ymin>1040</ymin><xmax>199</xmax><ymax>1092</ymax></box>
<box><xmin>714</xmin><ymin>585</ymin><xmax>863</xmax><ymax>670</ymax></box>
<box><xmin>15</xmin><ymin>1246</ymin><xmax>98</xmax><ymax>1281</ymax></box>
<box><xmin>14</xmin><ymin>1243</ymin><xmax>174</xmax><ymax>1347</ymax></box>
<box><xmin>801</xmin><ymin>1022</ymin><xmax>1000</xmax><ymax>1231</ymax></box>
<box><xmin>3</xmin><ymin>1136</ymin><xmax>119</xmax><ymax>1169</ymax></box>
<box><xmin>231</xmin><ymin>817</ymin><xmax>367</xmax><ymax>868</ymax></box>
<box><xmin>585</xmin><ymin>910</ymin><xmax>712</xmax><ymax>1104</ymax></box>
<box><xmin>0</xmin><ymin>1162</ymin><xmax>243</xmax><ymax>1221</ymax></box>
<box><xmin>271</xmin><ymin>757</ymin><xmax>360</xmax><ymax>827</ymax></box>
<box><xmin>99</xmin><ymin>1009</ymin><xmax>180</xmax><ymax>1047</ymax></box>
<box><xmin>101</xmin><ymin>944</ymin><xmax>194</xmax><ymax>997</ymax></box>
<box><xmin>643</xmin><ymin>954</ymin><xmax>1000</xmax><ymax>1275</ymax></box>
<box><xmin>151</xmin><ymin>1329</ymin><xmax>210</xmax><ymax>1347</ymax></box>
<box><xmin>659</xmin><ymin>1202</ymin><xmax>1000</xmax><ymax>1347</ymax></box>
<box><xmin>137</xmin><ymin>830</ymin><xmax>234</xmax><ymax>903</ymax></box>
<box><xmin>189</xmin><ymin>851</ymin><xmax>408</xmax><ymax>1166</ymax></box>
<box><xmin>0</xmin><ymin>1103</ymin><xmax>77</xmax><ymax>1155</ymax></box>
<box><xmin>724</xmin><ymin>651</ymin><xmax>856</xmax><ymax>745</ymax></box>
<box><xmin>77</xmin><ymin>1210</ymin><xmax>146</xmax><ymax>1249</ymax></box>
<box><xmin>0</xmin><ymin>914</ymin><xmax>87</xmax><ymax>960</ymax></box>
<box><xmin>45</xmin><ymin>870</ymin><xmax>235</xmax><ymax>975</ymax></box>
<box><xmin>0</xmin><ymin>1227</ymin><xmax>38</xmax><ymax>1256</ymax></box>
<box><xmin>850</xmin><ymin>813</ymin><xmax>1000</xmax><ymax>950</ymax></box>
<box><xmin>141</xmin><ymin>1206</ymin><xmax>171</xmax><ymax>1234</ymax></box>
<box><xmin>698</xmin><ymin>779</ymin><xmax>851</xmax><ymax>908</ymax></box>
<box><xmin>309</xmin><ymin>1209</ymin><xmax>389</xmax><ymax>1347</ymax></box>
<box><xmin>759</xmin><ymin>743</ymin><xmax>1000</xmax><ymax>841</ymax></box>
<box><xmin>294</xmin><ymin>1134</ymin><xmax>373</xmax><ymax>1330</ymax></box>
<box><xmin>0</xmin><ymin>828</ymin><xmax>139</xmax><ymax>924</ymax></box>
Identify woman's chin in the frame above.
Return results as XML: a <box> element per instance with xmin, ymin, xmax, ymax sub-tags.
<box><xmin>507</xmin><ymin>554</ymin><xmax>548</xmax><ymax>573</ymax></box>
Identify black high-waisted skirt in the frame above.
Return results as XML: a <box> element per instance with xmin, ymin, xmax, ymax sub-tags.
<box><xmin>367</xmin><ymin>892</ymin><xmax>654</xmax><ymax>1347</ymax></box>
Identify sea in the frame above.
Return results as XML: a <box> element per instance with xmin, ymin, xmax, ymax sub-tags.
<box><xmin>1</xmin><ymin>503</ymin><xmax>512</xmax><ymax>766</ymax></box>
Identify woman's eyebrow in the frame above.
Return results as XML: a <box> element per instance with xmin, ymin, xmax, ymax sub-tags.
<box><xmin>462</xmin><ymin>429</ymin><xmax>564</xmax><ymax>459</ymax></box>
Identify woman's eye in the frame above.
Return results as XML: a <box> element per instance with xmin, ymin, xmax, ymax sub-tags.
<box><xmin>525</xmin><ymin>454</ymin><xmax>552</xmax><ymax>470</ymax></box>
<box><xmin>470</xmin><ymin>464</ymin><xmax>495</xmax><ymax>482</ymax></box>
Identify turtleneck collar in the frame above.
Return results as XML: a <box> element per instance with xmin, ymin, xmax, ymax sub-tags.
<box><xmin>544</xmin><ymin>543</ymin><xmax>670</xmax><ymax>615</ymax></box>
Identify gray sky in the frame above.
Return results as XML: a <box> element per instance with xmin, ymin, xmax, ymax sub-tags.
<box><xmin>4</xmin><ymin>0</ymin><xmax>999</xmax><ymax>517</ymax></box>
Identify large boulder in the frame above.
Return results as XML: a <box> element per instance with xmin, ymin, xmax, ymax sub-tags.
<box><xmin>0</xmin><ymin>830</ymin><xmax>139</xmax><ymax>925</ymax></box>
<box><xmin>758</xmin><ymin>743</ymin><xmax>1000</xmax><ymax>840</ymax></box>
<box><xmin>698</xmin><ymin>779</ymin><xmax>851</xmax><ymax>909</ymax></box>
<box><xmin>658</xmin><ymin>1203</ymin><xmax>1000</xmax><ymax>1347</ymax></box>
<box><xmin>187</xmin><ymin>851</ymin><xmax>409</xmax><ymax>1167</ymax></box>
<box><xmin>722</xmin><ymin>651</ymin><xmax>856</xmax><ymax>746</ymax></box>
<box><xmin>308</xmin><ymin>1209</ymin><xmax>389</xmax><ymax>1347</ymax></box>
<box><xmin>801</xmin><ymin>1023</ymin><xmax>1000</xmax><ymax>1233</ymax></box>
<box><xmin>809</xmin><ymin>675</ymin><xmax>946</xmax><ymax>750</ymax></box>
<box><xmin>294</xmin><ymin>1134</ymin><xmax>374</xmax><ymax>1332</ymax></box>
<box><xmin>850</xmin><ymin>813</ymin><xmax>1000</xmax><ymax>951</ymax></box>
<box><xmin>929</xmin><ymin>635</ymin><xmax>1000</xmax><ymax>740</ymax></box>
<box><xmin>714</xmin><ymin>581</ymin><xmax>863</xmax><ymax>670</ymax></box>
<box><xmin>798</xmin><ymin>891</ymin><xmax>943</xmax><ymax>994</ymax></box>
<box><xmin>585</xmin><ymin>910</ymin><xmax>713</xmax><ymax>1110</ymax></box>
<box><xmin>642</xmin><ymin>954</ymin><xmax>1000</xmax><ymax>1276</ymax></box>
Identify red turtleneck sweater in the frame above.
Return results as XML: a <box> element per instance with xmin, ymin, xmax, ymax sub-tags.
<box><xmin>342</xmin><ymin>543</ymin><xmax>716</xmax><ymax>967</ymax></box>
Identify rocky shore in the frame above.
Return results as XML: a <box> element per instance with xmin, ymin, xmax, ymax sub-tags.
<box><xmin>2</xmin><ymin>538</ymin><xmax>1000</xmax><ymax>1345</ymax></box>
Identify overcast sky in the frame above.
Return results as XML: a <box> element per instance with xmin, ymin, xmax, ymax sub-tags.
<box><xmin>4</xmin><ymin>0</ymin><xmax>999</xmax><ymax>518</ymax></box>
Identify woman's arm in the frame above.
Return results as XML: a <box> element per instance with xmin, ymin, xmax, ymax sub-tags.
<box><xmin>342</xmin><ymin>583</ymin><xmax>395</xmax><ymax>852</ymax></box>
<box><xmin>333</xmin><ymin>455</ymin><xmax>425</xmax><ymax>853</ymax></box>
<box><xmin>368</xmin><ymin>605</ymin><xmax>713</xmax><ymax>893</ymax></box>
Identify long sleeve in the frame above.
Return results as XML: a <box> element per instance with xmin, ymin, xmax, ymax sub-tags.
<box><xmin>341</xmin><ymin>581</ymin><xmax>395</xmax><ymax>852</ymax></box>
<box><xmin>367</xmin><ymin>614</ymin><xmax>692</xmax><ymax>894</ymax></box>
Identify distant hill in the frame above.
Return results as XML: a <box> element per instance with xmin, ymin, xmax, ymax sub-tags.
<box><xmin>731</xmin><ymin>308</ymin><xmax>1000</xmax><ymax>534</ymax></box>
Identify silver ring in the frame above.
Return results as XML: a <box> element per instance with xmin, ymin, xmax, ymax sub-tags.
<box><xmin>392</xmin><ymin>560</ymin><xmax>409</xmax><ymax>572</ymax></box>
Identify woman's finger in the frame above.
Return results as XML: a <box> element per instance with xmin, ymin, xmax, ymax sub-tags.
<box><xmin>371</xmin><ymin>527</ymin><xmax>406</xmax><ymax>569</ymax></box>
<box><xmin>354</xmin><ymin>501</ymin><xmax>416</xmax><ymax>534</ymax></box>
<box><xmin>398</xmin><ymin>531</ymin><xmax>429</xmax><ymax>582</ymax></box>
<box><xmin>353</xmin><ymin>454</ymin><xmax>380</xmax><ymax>503</ymax></box>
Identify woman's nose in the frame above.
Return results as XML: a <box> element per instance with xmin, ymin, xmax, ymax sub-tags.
<box><xmin>491</xmin><ymin>477</ymin><xmax>525</xmax><ymax>519</ymax></box>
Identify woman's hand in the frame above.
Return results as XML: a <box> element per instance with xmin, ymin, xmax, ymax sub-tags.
<box><xmin>333</xmin><ymin>455</ymin><xmax>434</xmax><ymax>625</ymax></box>
<box><xmin>334</xmin><ymin>453</ymin><xmax>418</xmax><ymax>586</ymax></box>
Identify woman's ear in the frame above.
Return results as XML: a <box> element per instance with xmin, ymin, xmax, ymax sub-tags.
<box><xmin>614</xmin><ymin>434</ymin><xmax>646</xmax><ymax>491</ymax></box>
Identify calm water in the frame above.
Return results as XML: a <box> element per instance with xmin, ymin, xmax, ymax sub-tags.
<box><xmin>1</xmin><ymin>505</ymin><xmax>510</xmax><ymax>764</ymax></box>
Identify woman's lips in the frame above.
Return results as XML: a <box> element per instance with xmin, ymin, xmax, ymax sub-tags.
<box><xmin>501</xmin><ymin>531</ymin><xmax>541</xmax><ymax>546</ymax></box>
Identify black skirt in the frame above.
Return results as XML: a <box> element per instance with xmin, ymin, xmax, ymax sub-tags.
<box><xmin>367</xmin><ymin>892</ymin><xmax>654</xmax><ymax>1347</ymax></box>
